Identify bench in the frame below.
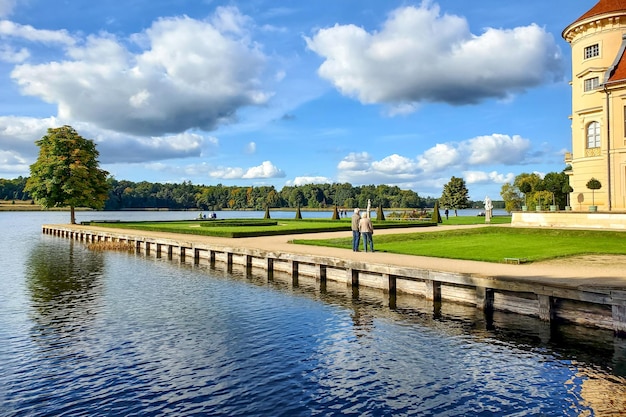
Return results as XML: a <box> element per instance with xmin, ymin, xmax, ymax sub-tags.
<box><xmin>504</xmin><ymin>257</ymin><xmax>528</xmax><ymax>264</ymax></box>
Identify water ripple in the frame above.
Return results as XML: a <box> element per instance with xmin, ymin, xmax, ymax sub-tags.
<box><xmin>1</xmin><ymin>227</ymin><xmax>625</xmax><ymax>416</ymax></box>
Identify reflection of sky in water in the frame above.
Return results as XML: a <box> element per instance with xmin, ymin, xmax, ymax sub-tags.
<box><xmin>1</xmin><ymin>211</ymin><xmax>625</xmax><ymax>416</ymax></box>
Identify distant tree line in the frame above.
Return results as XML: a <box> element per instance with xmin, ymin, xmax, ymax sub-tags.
<box><xmin>2</xmin><ymin>176</ymin><xmax>501</xmax><ymax>211</ymax></box>
<box><xmin>2</xmin><ymin>177</ymin><xmax>433</xmax><ymax>210</ymax></box>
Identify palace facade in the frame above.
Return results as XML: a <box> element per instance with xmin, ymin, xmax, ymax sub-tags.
<box><xmin>563</xmin><ymin>0</ymin><xmax>626</xmax><ymax>210</ymax></box>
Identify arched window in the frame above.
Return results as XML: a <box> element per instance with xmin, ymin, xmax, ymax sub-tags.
<box><xmin>587</xmin><ymin>121</ymin><xmax>600</xmax><ymax>148</ymax></box>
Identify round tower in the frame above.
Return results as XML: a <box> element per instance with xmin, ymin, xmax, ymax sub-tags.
<box><xmin>563</xmin><ymin>0</ymin><xmax>626</xmax><ymax>210</ymax></box>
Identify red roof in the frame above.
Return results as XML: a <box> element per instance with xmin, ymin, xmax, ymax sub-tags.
<box><xmin>573</xmin><ymin>0</ymin><xmax>626</xmax><ymax>25</ymax></box>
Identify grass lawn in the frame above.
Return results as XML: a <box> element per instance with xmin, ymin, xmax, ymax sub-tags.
<box><xmin>90</xmin><ymin>218</ymin><xmax>437</xmax><ymax>238</ymax></box>
<box><xmin>292</xmin><ymin>226</ymin><xmax>626</xmax><ymax>263</ymax></box>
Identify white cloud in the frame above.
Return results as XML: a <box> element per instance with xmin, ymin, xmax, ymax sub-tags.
<box><xmin>0</xmin><ymin>44</ymin><xmax>28</xmax><ymax>63</ymax></box>
<box><xmin>0</xmin><ymin>150</ymin><xmax>28</xmax><ymax>175</ymax></box>
<box><xmin>337</xmin><ymin>152</ymin><xmax>420</xmax><ymax>185</ymax></box>
<box><xmin>0</xmin><ymin>20</ymin><xmax>75</xmax><ymax>45</ymax></box>
<box><xmin>417</xmin><ymin>143</ymin><xmax>461</xmax><ymax>173</ymax></box>
<box><xmin>208</xmin><ymin>160</ymin><xmax>285</xmax><ymax>180</ymax></box>
<box><xmin>371</xmin><ymin>154</ymin><xmax>417</xmax><ymax>173</ymax></box>
<box><xmin>286</xmin><ymin>176</ymin><xmax>333</xmax><ymax>186</ymax></box>
<box><xmin>305</xmin><ymin>3</ymin><xmax>563</xmax><ymax>109</ymax></box>
<box><xmin>243</xmin><ymin>160</ymin><xmax>285</xmax><ymax>178</ymax></box>
<box><xmin>10</xmin><ymin>8</ymin><xmax>270</xmax><ymax>136</ymax></box>
<box><xmin>337</xmin><ymin>152</ymin><xmax>371</xmax><ymax>171</ymax></box>
<box><xmin>465</xmin><ymin>134</ymin><xmax>531</xmax><ymax>165</ymax></box>
<box><xmin>463</xmin><ymin>170</ymin><xmax>515</xmax><ymax>185</ymax></box>
<box><xmin>209</xmin><ymin>166</ymin><xmax>245</xmax><ymax>179</ymax></box>
<box><xmin>0</xmin><ymin>116</ymin><xmax>57</xmax><ymax>158</ymax></box>
<box><xmin>336</xmin><ymin>133</ymin><xmax>535</xmax><ymax>193</ymax></box>
<box><xmin>93</xmin><ymin>130</ymin><xmax>216</xmax><ymax>163</ymax></box>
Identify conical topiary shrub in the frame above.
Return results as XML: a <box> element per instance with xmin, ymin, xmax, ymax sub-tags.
<box><xmin>332</xmin><ymin>204</ymin><xmax>340</xmax><ymax>220</ymax></box>
<box><xmin>264</xmin><ymin>205</ymin><xmax>271</xmax><ymax>219</ymax></box>
<box><xmin>377</xmin><ymin>204</ymin><xmax>385</xmax><ymax>221</ymax></box>
<box><xmin>295</xmin><ymin>204</ymin><xmax>302</xmax><ymax>219</ymax></box>
<box><xmin>432</xmin><ymin>201</ymin><xmax>442</xmax><ymax>223</ymax></box>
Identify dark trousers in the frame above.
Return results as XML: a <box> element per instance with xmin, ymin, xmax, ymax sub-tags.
<box><xmin>352</xmin><ymin>230</ymin><xmax>361</xmax><ymax>251</ymax></box>
<box><xmin>362</xmin><ymin>232</ymin><xmax>373</xmax><ymax>252</ymax></box>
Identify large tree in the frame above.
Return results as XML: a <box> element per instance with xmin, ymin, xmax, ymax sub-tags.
<box><xmin>25</xmin><ymin>126</ymin><xmax>110</xmax><ymax>224</ymax></box>
<box><xmin>439</xmin><ymin>176</ymin><xmax>470</xmax><ymax>215</ymax></box>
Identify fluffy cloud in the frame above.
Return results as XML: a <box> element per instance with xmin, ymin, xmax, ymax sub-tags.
<box><xmin>0</xmin><ymin>20</ymin><xmax>75</xmax><ymax>45</ymax></box>
<box><xmin>465</xmin><ymin>134</ymin><xmax>531</xmax><ymax>165</ymax></box>
<box><xmin>463</xmin><ymin>170</ymin><xmax>515</xmax><ymax>185</ymax></box>
<box><xmin>286</xmin><ymin>176</ymin><xmax>333</xmax><ymax>186</ymax></box>
<box><xmin>10</xmin><ymin>7</ymin><xmax>269</xmax><ymax>136</ymax></box>
<box><xmin>209</xmin><ymin>160</ymin><xmax>284</xmax><ymax>180</ymax></box>
<box><xmin>305</xmin><ymin>3</ymin><xmax>563</xmax><ymax>109</ymax></box>
<box><xmin>336</xmin><ymin>134</ymin><xmax>534</xmax><ymax>193</ymax></box>
<box><xmin>94</xmin><ymin>131</ymin><xmax>217</xmax><ymax>163</ymax></box>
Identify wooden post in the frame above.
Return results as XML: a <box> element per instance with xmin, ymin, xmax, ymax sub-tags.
<box><xmin>538</xmin><ymin>295</ymin><xmax>554</xmax><ymax>322</ymax></box>
<box><xmin>227</xmin><ymin>253</ymin><xmax>233</xmax><ymax>272</ymax></box>
<box><xmin>348</xmin><ymin>268</ymin><xmax>359</xmax><ymax>287</ymax></box>
<box><xmin>613</xmin><ymin>291</ymin><xmax>626</xmax><ymax>336</ymax></box>
<box><xmin>145</xmin><ymin>241</ymin><xmax>151</xmax><ymax>256</ymax></box>
<box><xmin>209</xmin><ymin>250</ymin><xmax>216</xmax><ymax>265</ymax></box>
<box><xmin>194</xmin><ymin>248</ymin><xmax>201</xmax><ymax>265</ymax></box>
<box><xmin>292</xmin><ymin>261</ymin><xmax>299</xmax><ymax>286</ymax></box>
<box><xmin>156</xmin><ymin>244</ymin><xmax>162</xmax><ymax>258</ymax></box>
<box><xmin>318</xmin><ymin>265</ymin><xmax>327</xmax><ymax>283</ymax></box>
<box><xmin>425</xmin><ymin>280</ymin><xmax>441</xmax><ymax>302</ymax></box>
<box><xmin>180</xmin><ymin>247</ymin><xmax>186</xmax><ymax>262</ymax></box>
<box><xmin>267</xmin><ymin>258</ymin><xmax>274</xmax><ymax>281</ymax></box>
<box><xmin>167</xmin><ymin>245</ymin><xmax>173</xmax><ymax>260</ymax></box>
<box><xmin>476</xmin><ymin>287</ymin><xmax>494</xmax><ymax>311</ymax></box>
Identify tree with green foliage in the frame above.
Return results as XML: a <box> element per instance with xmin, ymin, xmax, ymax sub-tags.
<box><xmin>439</xmin><ymin>176</ymin><xmax>469</xmax><ymax>215</ymax></box>
<box><xmin>376</xmin><ymin>204</ymin><xmax>386</xmax><ymax>221</ymax></box>
<box><xmin>25</xmin><ymin>126</ymin><xmax>110</xmax><ymax>224</ymax></box>
<box><xmin>586</xmin><ymin>178</ymin><xmax>602</xmax><ymax>206</ymax></box>
<box><xmin>500</xmin><ymin>183</ymin><xmax>523</xmax><ymax>212</ymax></box>
<box><xmin>432</xmin><ymin>201</ymin><xmax>442</xmax><ymax>223</ymax></box>
<box><xmin>540</xmin><ymin>172</ymin><xmax>569</xmax><ymax>208</ymax></box>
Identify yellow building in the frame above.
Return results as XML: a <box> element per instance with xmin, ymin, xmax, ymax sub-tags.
<box><xmin>563</xmin><ymin>0</ymin><xmax>626</xmax><ymax>210</ymax></box>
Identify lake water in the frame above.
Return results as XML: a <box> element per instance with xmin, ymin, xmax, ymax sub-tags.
<box><xmin>1</xmin><ymin>210</ymin><xmax>625</xmax><ymax>416</ymax></box>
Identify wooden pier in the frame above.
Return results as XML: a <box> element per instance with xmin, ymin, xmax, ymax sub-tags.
<box><xmin>43</xmin><ymin>225</ymin><xmax>626</xmax><ymax>337</ymax></box>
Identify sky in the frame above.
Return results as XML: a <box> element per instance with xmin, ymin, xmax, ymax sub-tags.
<box><xmin>0</xmin><ymin>0</ymin><xmax>599</xmax><ymax>200</ymax></box>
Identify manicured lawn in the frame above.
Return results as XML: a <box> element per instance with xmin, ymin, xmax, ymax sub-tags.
<box><xmin>90</xmin><ymin>218</ymin><xmax>437</xmax><ymax>238</ymax></box>
<box><xmin>292</xmin><ymin>226</ymin><xmax>626</xmax><ymax>263</ymax></box>
<box><xmin>439</xmin><ymin>215</ymin><xmax>511</xmax><ymax>225</ymax></box>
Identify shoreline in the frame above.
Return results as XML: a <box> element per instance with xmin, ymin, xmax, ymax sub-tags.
<box><xmin>42</xmin><ymin>223</ymin><xmax>626</xmax><ymax>336</ymax></box>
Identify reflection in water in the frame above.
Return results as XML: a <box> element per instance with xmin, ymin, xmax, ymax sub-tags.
<box><xmin>26</xmin><ymin>239</ymin><xmax>105</xmax><ymax>340</ymax></box>
<box><xmin>3</xmin><ymin>219</ymin><xmax>626</xmax><ymax>416</ymax></box>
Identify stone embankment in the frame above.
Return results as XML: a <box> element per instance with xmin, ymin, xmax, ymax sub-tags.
<box><xmin>43</xmin><ymin>224</ymin><xmax>626</xmax><ymax>337</ymax></box>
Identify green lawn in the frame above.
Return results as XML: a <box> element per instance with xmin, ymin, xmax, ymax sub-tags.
<box><xmin>292</xmin><ymin>226</ymin><xmax>626</xmax><ymax>263</ymax></box>
<box><xmin>89</xmin><ymin>218</ymin><xmax>437</xmax><ymax>238</ymax></box>
<box><xmin>88</xmin><ymin>216</ymin><xmax>626</xmax><ymax>263</ymax></box>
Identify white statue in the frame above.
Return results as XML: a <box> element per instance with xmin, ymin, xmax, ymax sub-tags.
<box><xmin>484</xmin><ymin>196</ymin><xmax>493</xmax><ymax>223</ymax></box>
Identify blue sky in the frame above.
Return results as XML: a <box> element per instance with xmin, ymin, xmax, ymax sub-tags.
<box><xmin>0</xmin><ymin>0</ymin><xmax>597</xmax><ymax>200</ymax></box>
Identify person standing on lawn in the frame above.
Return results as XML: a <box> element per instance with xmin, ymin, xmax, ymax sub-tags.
<box><xmin>359</xmin><ymin>212</ymin><xmax>374</xmax><ymax>252</ymax></box>
<box><xmin>351</xmin><ymin>208</ymin><xmax>361</xmax><ymax>251</ymax></box>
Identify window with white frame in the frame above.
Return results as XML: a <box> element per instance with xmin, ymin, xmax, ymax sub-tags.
<box><xmin>587</xmin><ymin>121</ymin><xmax>600</xmax><ymax>148</ymax></box>
<box><xmin>584</xmin><ymin>77</ymin><xmax>600</xmax><ymax>92</ymax></box>
<box><xmin>584</xmin><ymin>44</ymin><xmax>599</xmax><ymax>59</ymax></box>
